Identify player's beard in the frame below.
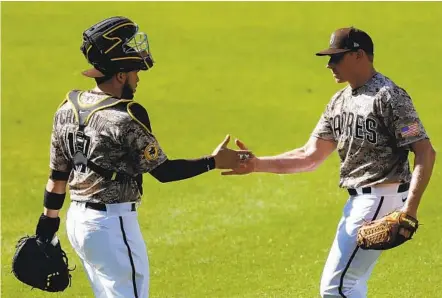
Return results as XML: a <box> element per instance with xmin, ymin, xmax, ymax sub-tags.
<box><xmin>121</xmin><ymin>78</ymin><xmax>135</xmax><ymax>99</ymax></box>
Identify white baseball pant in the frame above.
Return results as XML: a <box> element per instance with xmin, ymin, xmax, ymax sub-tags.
<box><xmin>66</xmin><ymin>201</ymin><xmax>149</xmax><ymax>298</ymax></box>
<box><xmin>320</xmin><ymin>183</ymin><xmax>409</xmax><ymax>298</ymax></box>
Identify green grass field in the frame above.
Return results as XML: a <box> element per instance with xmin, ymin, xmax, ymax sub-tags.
<box><xmin>2</xmin><ymin>2</ymin><xmax>442</xmax><ymax>297</ymax></box>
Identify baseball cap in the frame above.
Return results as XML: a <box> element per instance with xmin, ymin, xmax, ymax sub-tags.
<box><xmin>316</xmin><ymin>27</ymin><xmax>374</xmax><ymax>56</ymax></box>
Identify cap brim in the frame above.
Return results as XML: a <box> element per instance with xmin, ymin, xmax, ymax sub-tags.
<box><xmin>315</xmin><ymin>48</ymin><xmax>352</xmax><ymax>56</ymax></box>
<box><xmin>81</xmin><ymin>68</ymin><xmax>106</xmax><ymax>78</ymax></box>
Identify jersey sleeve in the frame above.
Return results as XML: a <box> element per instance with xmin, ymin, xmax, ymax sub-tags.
<box><xmin>123</xmin><ymin>103</ymin><xmax>168</xmax><ymax>173</ymax></box>
<box><xmin>49</xmin><ymin>112</ymin><xmax>71</xmax><ymax>172</ymax></box>
<box><xmin>382</xmin><ymin>88</ymin><xmax>429</xmax><ymax>148</ymax></box>
<box><xmin>311</xmin><ymin>101</ymin><xmax>335</xmax><ymax>141</ymax></box>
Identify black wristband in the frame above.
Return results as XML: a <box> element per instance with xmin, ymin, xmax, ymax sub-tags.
<box><xmin>49</xmin><ymin>169</ymin><xmax>71</xmax><ymax>181</ymax></box>
<box><xmin>205</xmin><ymin>156</ymin><xmax>216</xmax><ymax>171</ymax></box>
<box><xmin>44</xmin><ymin>190</ymin><xmax>66</xmax><ymax>210</ymax></box>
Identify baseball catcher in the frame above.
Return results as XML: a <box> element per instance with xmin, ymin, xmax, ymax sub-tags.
<box><xmin>11</xmin><ymin>15</ymin><xmax>250</xmax><ymax>297</ymax></box>
<box><xmin>357</xmin><ymin>211</ymin><xmax>419</xmax><ymax>250</ymax></box>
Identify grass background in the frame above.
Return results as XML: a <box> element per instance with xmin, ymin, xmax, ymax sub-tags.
<box><xmin>2</xmin><ymin>2</ymin><xmax>441</xmax><ymax>297</ymax></box>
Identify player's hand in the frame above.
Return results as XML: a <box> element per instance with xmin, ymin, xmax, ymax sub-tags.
<box><xmin>212</xmin><ymin>135</ymin><xmax>252</xmax><ymax>169</ymax></box>
<box><xmin>399</xmin><ymin>205</ymin><xmax>418</xmax><ymax>234</ymax></box>
<box><xmin>221</xmin><ymin>139</ymin><xmax>257</xmax><ymax>175</ymax></box>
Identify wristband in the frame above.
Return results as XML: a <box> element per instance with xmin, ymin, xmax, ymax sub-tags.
<box><xmin>43</xmin><ymin>190</ymin><xmax>66</xmax><ymax>210</ymax></box>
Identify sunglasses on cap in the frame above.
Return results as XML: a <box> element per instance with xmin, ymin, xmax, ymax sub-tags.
<box><xmin>328</xmin><ymin>52</ymin><xmax>348</xmax><ymax>64</ymax></box>
<box><xmin>328</xmin><ymin>49</ymin><xmax>362</xmax><ymax>64</ymax></box>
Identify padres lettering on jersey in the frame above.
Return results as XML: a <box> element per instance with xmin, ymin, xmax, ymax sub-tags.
<box><xmin>312</xmin><ymin>73</ymin><xmax>428</xmax><ymax>188</ymax></box>
<box><xmin>330</xmin><ymin>112</ymin><xmax>378</xmax><ymax>144</ymax></box>
<box><xmin>49</xmin><ymin>91</ymin><xmax>167</xmax><ymax>203</ymax></box>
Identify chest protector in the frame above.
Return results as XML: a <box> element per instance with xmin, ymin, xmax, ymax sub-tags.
<box><xmin>67</xmin><ymin>90</ymin><xmax>143</xmax><ymax>194</ymax></box>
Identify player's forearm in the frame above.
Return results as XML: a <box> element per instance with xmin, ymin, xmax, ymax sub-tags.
<box><xmin>403</xmin><ymin>148</ymin><xmax>436</xmax><ymax>217</ymax></box>
<box><xmin>149</xmin><ymin>157</ymin><xmax>215</xmax><ymax>183</ymax></box>
<box><xmin>274</xmin><ymin>147</ymin><xmax>306</xmax><ymax>158</ymax></box>
<box><xmin>254</xmin><ymin>149</ymin><xmax>318</xmax><ymax>174</ymax></box>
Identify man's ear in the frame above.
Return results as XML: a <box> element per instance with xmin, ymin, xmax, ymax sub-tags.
<box><xmin>356</xmin><ymin>49</ymin><xmax>364</xmax><ymax>59</ymax></box>
<box><xmin>116</xmin><ymin>72</ymin><xmax>126</xmax><ymax>83</ymax></box>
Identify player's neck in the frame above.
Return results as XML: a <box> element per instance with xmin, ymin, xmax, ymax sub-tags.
<box><xmin>93</xmin><ymin>84</ymin><xmax>122</xmax><ymax>98</ymax></box>
<box><xmin>348</xmin><ymin>67</ymin><xmax>377</xmax><ymax>90</ymax></box>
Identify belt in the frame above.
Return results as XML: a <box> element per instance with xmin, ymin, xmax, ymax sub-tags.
<box><xmin>347</xmin><ymin>182</ymin><xmax>410</xmax><ymax>196</ymax></box>
<box><xmin>85</xmin><ymin>202</ymin><xmax>136</xmax><ymax>212</ymax></box>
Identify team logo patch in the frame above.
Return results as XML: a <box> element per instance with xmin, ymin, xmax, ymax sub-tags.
<box><xmin>144</xmin><ymin>144</ymin><xmax>159</xmax><ymax>160</ymax></box>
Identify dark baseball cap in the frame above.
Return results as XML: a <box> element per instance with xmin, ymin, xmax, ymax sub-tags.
<box><xmin>316</xmin><ymin>27</ymin><xmax>374</xmax><ymax>56</ymax></box>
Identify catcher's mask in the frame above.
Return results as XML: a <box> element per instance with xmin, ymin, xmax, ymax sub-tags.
<box><xmin>80</xmin><ymin>16</ymin><xmax>154</xmax><ymax>78</ymax></box>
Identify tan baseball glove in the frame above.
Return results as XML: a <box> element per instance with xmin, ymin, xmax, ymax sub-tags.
<box><xmin>357</xmin><ymin>211</ymin><xmax>419</xmax><ymax>250</ymax></box>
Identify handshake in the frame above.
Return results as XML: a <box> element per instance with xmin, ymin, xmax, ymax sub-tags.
<box><xmin>211</xmin><ymin>134</ymin><xmax>256</xmax><ymax>175</ymax></box>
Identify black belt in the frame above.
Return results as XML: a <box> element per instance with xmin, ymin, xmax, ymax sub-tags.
<box><xmin>347</xmin><ymin>182</ymin><xmax>410</xmax><ymax>196</ymax></box>
<box><xmin>85</xmin><ymin>202</ymin><xmax>136</xmax><ymax>212</ymax></box>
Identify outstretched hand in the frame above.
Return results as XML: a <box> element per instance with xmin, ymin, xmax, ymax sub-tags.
<box><xmin>212</xmin><ymin>135</ymin><xmax>252</xmax><ymax>170</ymax></box>
<box><xmin>221</xmin><ymin>139</ymin><xmax>257</xmax><ymax>175</ymax></box>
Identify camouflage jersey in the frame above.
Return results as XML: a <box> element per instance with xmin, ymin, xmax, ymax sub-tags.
<box><xmin>312</xmin><ymin>72</ymin><xmax>429</xmax><ymax>188</ymax></box>
<box><xmin>49</xmin><ymin>90</ymin><xmax>167</xmax><ymax>203</ymax></box>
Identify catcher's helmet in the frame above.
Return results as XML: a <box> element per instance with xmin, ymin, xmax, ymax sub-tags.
<box><xmin>80</xmin><ymin>16</ymin><xmax>154</xmax><ymax>78</ymax></box>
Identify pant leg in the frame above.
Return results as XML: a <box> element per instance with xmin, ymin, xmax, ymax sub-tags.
<box><xmin>80</xmin><ymin>212</ymin><xmax>149</xmax><ymax>298</ymax></box>
<box><xmin>126</xmin><ymin>215</ymin><xmax>150</xmax><ymax>298</ymax></box>
<box><xmin>81</xmin><ymin>258</ymin><xmax>109</xmax><ymax>298</ymax></box>
<box><xmin>320</xmin><ymin>191</ymin><xmax>407</xmax><ymax>298</ymax></box>
<box><xmin>66</xmin><ymin>202</ymin><xmax>149</xmax><ymax>298</ymax></box>
<box><xmin>66</xmin><ymin>204</ymin><xmax>108</xmax><ymax>298</ymax></box>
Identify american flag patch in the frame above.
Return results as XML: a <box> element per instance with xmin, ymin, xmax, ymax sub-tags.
<box><xmin>400</xmin><ymin>122</ymin><xmax>420</xmax><ymax>138</ymax></box>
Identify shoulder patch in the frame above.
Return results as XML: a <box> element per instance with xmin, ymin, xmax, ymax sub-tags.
<box><xmin>144</xmin><ymin>143</ymin><xmax>159</xmax><ymax>160</ymax></box>
<box><xmin>127</xmin><ymin>102</ymin><xmax>152</xmax><ymax>133</ymax></box>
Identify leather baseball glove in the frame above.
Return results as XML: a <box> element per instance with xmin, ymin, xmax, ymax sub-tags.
<box><xmin>357</xmin><ymin>211</ymin><xmax>419</xmax><ymax>250</ymax></box>
<box><xmin>12</xmin><ymin>235</ymin><xmax>74</xmax><ymax>292</ymax></box>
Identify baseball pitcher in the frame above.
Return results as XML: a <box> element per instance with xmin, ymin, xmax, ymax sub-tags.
<box><xmin>224</xmin><ymin>27</ymin><xmax>436</xmax><ymax>298</ymax></box>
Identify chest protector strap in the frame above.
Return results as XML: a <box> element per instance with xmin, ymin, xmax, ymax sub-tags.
<box><xmin>67</xmin><ymin>90</ymin><xmax>143</xmax><ymax>194</ymax></box>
